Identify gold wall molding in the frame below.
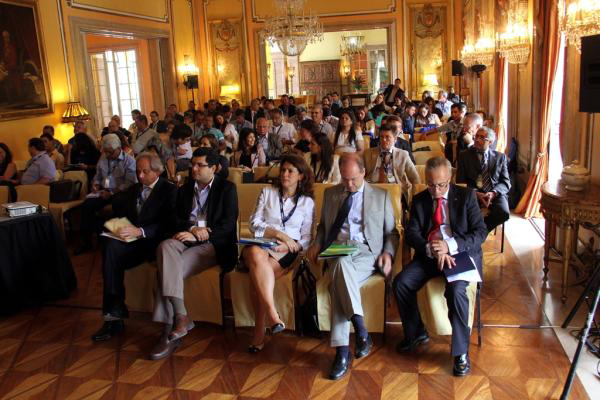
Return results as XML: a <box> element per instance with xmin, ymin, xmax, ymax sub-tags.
<box><xmin>251</xmin><ymin>0</ymin><xmax>396</xmax><ymax>22</ymax></box>
<box><xmin>67</xmin><ymin>0</ymin><xmax>170</xmax><ymax>23</ymax></box>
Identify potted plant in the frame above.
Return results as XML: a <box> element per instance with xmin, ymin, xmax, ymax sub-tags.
<box><xmin>351</xmin><ymin>75</ymin><xmax>365</xmax><ymax>93</ymax></box>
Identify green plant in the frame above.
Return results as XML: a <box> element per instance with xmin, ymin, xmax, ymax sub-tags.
<box><xmin>351</xmin><ymin>75</ymin><xmax>365</xmax><ymax>90</ymax></box>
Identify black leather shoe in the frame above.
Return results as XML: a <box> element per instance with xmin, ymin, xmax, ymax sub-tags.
<box><xmin>355</xmin><ymin>335</ymin><xmax>373</xmax><ymax>359</ymax></box>
<box><xmin>328</xmin><ymin>352</ymin><xmax>352</xmax><ymax>380</ymax></box>
<box><xmin>453</xmin><ymin>353</ymin><xmax>471</xmax><ymax>376</ymax></box>
<box><xmin>91</xmin><ymin>320</ymin><xmax>124</xmax><ymax>342</ymax></box>
<box><xmin>396</xmin><ymin>331</ymin><xmax>430</xmax><ymax>353</ymax></box>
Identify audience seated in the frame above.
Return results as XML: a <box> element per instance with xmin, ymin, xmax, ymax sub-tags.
<box><xmin>310</xmin><ymin>104</ymin><xmax>334</xmax><ymax>138</ymax></box>
<box><xmin>338</xmin><ymin>96</ymin><xmax>353</xmax><ymax>118</ymax></box>
<box><xmin>198</xmin><ymin>133</ymin><xmax>229</xmax><ymax>180</ymax></box>
<box><xmin>245</xmin><ymin>98</ymin><xmax>265</xmax><ymax>126</ymax></box>
<box><xmin>330</xmin><ymin>92</ymin><xmax>342</xmax><ymax>117</ymax></box>
<box><xmin>306</xmin><ymin>153</ymin><xmax>399</xmax><ymax>380</ymax></box>
<box><xmin>269</xmin><ymin>108</ymin><xmax>296</xmax><ymax>147</ymax></box>
<box><xmin>415</xmin><ymin>103</ymin><xmax>442</xmax><ymax>128</ymax></box>
<box><xmin>150</xmin><ymin>147</ymin><xmax>238</xmax><ymax>360</ymax></box>
<box><xmin>382</xmin><ymin>78</ymin><xmax>405</xmax><ymax>107</ymax></box>
<box><xmin>19</xmin><ymin>138</ymin><xmax>57</xmax><ymax>185</ymax></box>
<box><xmin>289</xmin><ymin>105</ymin><xmax>308</xmax><ymax>132</ymax></box>
<box><xmin>355</xmin><ymin>106</ymin><xmax>376</xmax><ymax>140</ymax></box>
<box><xmin>233</xmin><ymin>108</ymin><xmax>253</xmax><ymax>134</ymax></box>
<box><xmin>102</xmin><ymin>116</ymin><xmax>131</xmax><ymax>139</ymax></box>
<box><xmin>435</xmin><ymin>90</ymin><xmax>454</xmax><ymax>117</ymax></box>
<box><xmin>309</xmin><ymin>133</ymin><xmax>340</xmax><ymax>184</ymax></box>
<box><xmin>232</xmin><ymin>128</ymin><xmax>266</xmax><ymax>170</ymax></box>
<box><xmin>393</xmin><ymin>156</ymin><xmax>487</xmax><ymax>377</ymax></box>
<box><xmin>432</xmin><ymin>103</ymin><xmax>466</xmax><ymax>163</ymax></box>
<box><xmin>75</xmin><ymin>134</ymin><xmax>137</xmax><ymax>254</ymax></box>
<box><xmin>170</xmin><ymin>124</ymin><xmax>193</xmax><ymax>172</ymax></box>
<box><xmin>67</xmin><ymin>131</ymin><xmax>101</xmax><ymax>182</ymax></box>
<box><xmin>0</xmin><ymin>142</ymin><xmax>16</xmax><ymax>182</ymax></box>
<box><xmin>129</xmin><ymin>109</ymin><xmax>142</xmax><ymax>138</ymax></box>
<box><xmin>456</xmin><ymin>112</ymin><xmax>483</xmax><ymax>162</ymax></box>
<box><xmin>331</xmin><ymin>110</ymin><xmax>364</xmax><ymax>155</ymax></box>
<box><xmin>425</xmin><ymin>97</ymin><xmax>444</xmax><ymax>121</ymax></box>
<box><xmin>364</xmin><ymin>124</ymin><xmax>419</xmax><ymax>193</ymax></box>
<box><xmin>457</xmin><ymin>127</ymin><xmax>510</xmax><ymax>232</ymax></box>
<box><xmin>278</xmin><ymin>94</ymin><xmax>296</xmax><ymax>118</ymax></box>
<box><xmin>215</xmin><ymin>112</ymin><xmax>238</xmax><ymax>151</ymax></box>
<box><xmin>255</xmin><ymin>117</ymin><xmax>282</xmax><ymax>162</ymax></box>
<box><xmin>131</xmin><ymin>115</ymin><xmax>159</xmax><ymax>155</ymax></box>
<box><xmin>91</xmin><ymin>151</ymin><xmax>177</xmax><ymax>342</ymax></box>
<box><xmin>149</xmin><ymin>110</ymin><xmax>161</xmax><ymax>131</ymax></box>
<box><xmin>41</xmin><ymin>133</ymin><xmax>64</xmax><ymax>171</ymax></box>
<box><xmin>402</xmin><ymin>103</ymin><xmax>417</xmax><ymax>142</ymax></box>
<box><xmin>295</xmin><ymin>119</ymin><xmax>319</xmax><ymax>155</ymax></box>
<box><xmin>242</xmin><ymin>153</ymin><xmax>315</xmax><ymax>352</ymax></box>
<box><xmin>42</xmin><ymin>125</ymin><xmax>65</xmax><ymax>156</ymax></box>
<box><xmin>203</xmin><ymin>114</ymin><xmax>227</xmax><ymax>152</ymax></box>
<box><xmin>386</xmin><ymin>115</ymin><xmax>415</xmax><ymax>164</ymax></box>
<box><xmin>370</xmin><ymin>93</ymin><xmax>392</xmax><ymax>115</ymax></box>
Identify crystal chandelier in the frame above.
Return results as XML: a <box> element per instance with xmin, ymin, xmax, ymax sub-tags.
<box><xmin>497</xmin><ymin>0</ymin><xmax>530</xmax><ymax>64</ymax></box>
<box><xmin>263</xmin><ymin>0</ymin><xmax>323</xmax><ymax>57</ymax></box>
<box><xmin>559</xmin><ymin>0</ymin><xmax>600</xmax><ymax>52</ymax></box>
<box><xmin>340</xmin><ymin>33</ymin><xmax>366</xmax><ymax>57</ymax></box>
<box><xmin>461</xmin><ymin>36</ymin><xmax>495</xmax><ymax>67</ymax></box>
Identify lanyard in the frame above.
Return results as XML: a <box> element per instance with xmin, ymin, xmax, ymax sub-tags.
<box><xmin>279</xmin><ymin>190</ymin><xmax>299</xmax><ymax>229</ymax></box>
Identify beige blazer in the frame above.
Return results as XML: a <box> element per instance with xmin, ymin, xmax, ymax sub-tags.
<box><xmin>364</xmin><ymin>147</ymin><xmax>420</xmax><ymax>192</ymax></box>
<box><xmin>313</xmin><ymin>182</ymin><xmax>399</xmax><ymax>259</ymax></box>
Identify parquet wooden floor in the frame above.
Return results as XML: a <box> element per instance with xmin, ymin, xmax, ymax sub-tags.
<box><xmin>0</xmin><ymin>231</ymin><xmax>591</xmax><ymax>399</ymax></box>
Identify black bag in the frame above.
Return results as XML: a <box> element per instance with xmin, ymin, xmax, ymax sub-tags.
<box><xmin>293</xmin><ymin>259</ymin><xmax>321</xmax><ymax>337</ymax></box>
<box><xmin>242</xmin><ymin>171</ymin><xmax>255</xmax><ymax>183</ymax></box>
<box><xmin>49</xmin><ymin>179</ymin><xmax>82</xmax><ymax>203</ymax></box>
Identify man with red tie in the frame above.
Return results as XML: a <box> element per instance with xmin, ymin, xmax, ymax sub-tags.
<box><xmin>392</xmin><ymin>156</ymin><xmax>487</xmax><ymax>376</ymax></box>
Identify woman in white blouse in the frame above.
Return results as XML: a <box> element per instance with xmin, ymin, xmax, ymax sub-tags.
<box><xmin>330</xmin><ymin>110</ymin><xmax>364</xmax><ymax>155</ymax></box>
<box><xmin>309</xmin><ymin>133</ymin><xmax>341</xmax><ymax>184</ymax></box>
<box><xmin>242</xmin><ymin>153</ymin><xmax>315</xmax><ymax>352</ymax></box>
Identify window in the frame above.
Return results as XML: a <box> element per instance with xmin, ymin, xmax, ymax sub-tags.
<box><xmin>90</xmin><ymin>49</ymin><xmax>141</xmax><ymax>128</ymax></box>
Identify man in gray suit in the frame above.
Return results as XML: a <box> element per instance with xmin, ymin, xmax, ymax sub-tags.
<box><xmin>255</xmin><ymin>117</ymin><xmax>283</xmax><ymax>162</ymax></box>
<box><xmin>307</xmin><ymin>153</ymin><xmax>400</xmax><ymax>380</ymax></box>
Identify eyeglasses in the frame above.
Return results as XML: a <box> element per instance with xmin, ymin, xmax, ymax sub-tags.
<box><xmin>475</xmin><ymin>135</ymin><xmax>490</xmax><ymax>142</ymax></box>
<box><xmin>192</xmin><ymin>163</ymin><xmax>210</xmax><ymax>169</ymax></box>
<box><xmin>426</xmin><ymin>181</ymin><xmax>449</xmax><ymax>189</ymax></box>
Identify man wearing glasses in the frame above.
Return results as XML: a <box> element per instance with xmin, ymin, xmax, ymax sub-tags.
<box><xmin>393</xmin><ymin>156</ymin><xmax>487</xmax><ymax>376</ymax></box>
<box><xmin>456</xmin><ymin>126</ymin><xmax>511</xmax><ymax>232</ymax></box>
<box><xmin>149</xmin><ymin>147</ymin><xmax>238</xmax><ymax>360</ymax></box>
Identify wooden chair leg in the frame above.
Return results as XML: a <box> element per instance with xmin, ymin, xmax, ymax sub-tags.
<box><xmin>477</xmin><ymin>282</ymin><xmax>482</xmax><ymax>347</ymax></box>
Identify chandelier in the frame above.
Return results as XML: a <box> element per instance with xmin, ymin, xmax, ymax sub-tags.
<box><xmin>559</xmin><ymin>0</ymin><xmax>600</xmax><ymax>52</ymax></box>
<box><xmin>263</xmin><ymin>0</ymin><xmax>323</xmax><ymax>57</ymax></box>
<box><xmin>340</xmin><ymin>33</ymin><xmax>366</xmax><ymax>57</ymax></box>
<box><xmin>497</xmin><ymin>0</ymin><xmax>530</xmax><ymax>64</ymax></box>
<box><xmin>461</xmin><ymin>36</ymin><xmax>495</xmax><ymax>67</ymax></box>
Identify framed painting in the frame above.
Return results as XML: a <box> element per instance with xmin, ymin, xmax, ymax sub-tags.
<box><xmin>0</xmin><ymin>0</ymin><xmax>52</xmax><ymax>120</ymax></box>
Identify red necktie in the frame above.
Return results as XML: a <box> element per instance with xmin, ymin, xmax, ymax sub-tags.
<box><xmin>428</xmin><ymin>197</ymin><xmax>444</xmax><ymax>241</ymax></box>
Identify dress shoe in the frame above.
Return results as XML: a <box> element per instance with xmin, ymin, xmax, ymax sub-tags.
<box><xmin>149</xmin><ymin>334</ymin><xmax>181</xmax><ymax>360</ymax></box>
<box><xmin>396</xmin><ymin>331</ymin><xmax>430</xmax><ymax>353</ymax></box>
<box><xmin>355</xmin><ymin>335</ymin><xmax>373</xmax><ymax>359</ymax></box>
<box><xmin>328</xmin><ymin>352</ymin><xmax>353</xmax><ymax>380</ymax></box>
<box><xmin>453</xmin><ymin>353</ymin><xmax>471</xmax><ymax>376</ymax></box>
<box><xmin>91</xmin><ymin>320</ymin><xmax>124</xmax><ymax>342</ymax></box>
<box><xmin>270</xmin><ymin>322</ymin><xmax>285</xmax><ymax>335</ymax></box>
<box><xmin>248</xmin><ymin>342</ymin><xmax>265</xmax><ymax>353</ymax></box>
<box><xmin>168</xmin><ymin>314</ymin><xmax>194</xmax><ymax>341</ymax></box>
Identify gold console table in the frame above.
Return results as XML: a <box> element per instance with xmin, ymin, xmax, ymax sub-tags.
<box><xmin>540</xmin><ymin>181</ymin><xmax>600</xmax><ymax>302</ymax></box>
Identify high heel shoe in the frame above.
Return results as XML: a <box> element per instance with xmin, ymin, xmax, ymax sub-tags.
<box><xmin>270</xmin><ymin>321</ymin><xmax>285</xmax><ymax>335</ymax></box>
<box><xmin>248</xmin><ymin>342</ymin><xmax>265</xmax><ymax>353</ymax></box>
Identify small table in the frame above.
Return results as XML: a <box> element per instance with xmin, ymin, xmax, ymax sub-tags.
<box><xmin>540</xmin><ymin>181</ymin><xmax>600</xmax><ymax>302</ymax></box>
<box><xmin>0</xmin><ymin>212</ymin><xmax>76</xmax><ymax>315</ymax></box>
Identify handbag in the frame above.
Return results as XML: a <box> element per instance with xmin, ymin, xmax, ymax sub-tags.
<box><xmin>49</xmin><ymin>179</ymin><xmax>82</xmax><ymax>203</ymax></box>
<box><xmin>293</xmin><ymin>258</ymin><xmax>321</xmax><ymax>337</ymax></box>
<box><xmin>242</xmin><ymin>171</ymin><xmax>255</xmax><ymax>183</ymax></box>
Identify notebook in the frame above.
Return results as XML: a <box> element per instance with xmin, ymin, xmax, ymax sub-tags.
<box><xmin>238</xmin><ymin>237</ymin><xmax>279</xmax><ymax>248</ymax></box>
<box><xmin>443</xmin><ymin>251</ymin><xmax>482</xmax><ymax>283</ymax></box>
<box><xmin>100</xmin><ymin>217</ymin><xmax>138</xmax><ymax>243</ymax></box>
<box><xmin>319</xmin><ymin>244</ymin><xmax>359</xmax><ymax>259</ymax></box>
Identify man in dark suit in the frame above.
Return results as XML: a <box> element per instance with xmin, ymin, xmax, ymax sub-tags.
<box><xmin>278</xmin><ymin>94</ymin><xmax>297</xmax><ymax>118</ymax></box>
<box><xmin>91</xmin><ymin>152</ymin><xmax>177</xmax><ymax>342</ymax></box>
<box><xmin>244</xmin><ymin>98</ymin><xmax>265</xmax><ymax>126</ymax></box>
<box><xmin>393</xmin><ymin>156</ymin><xmax>487</xmax><ymax>376</ymax></box>
<box><xmin>150</xmin><ymin>147</ymin><xmax>238</xmax><ymax>360</ymax></box>
<box><xmin>382</xmin><ymin>78</ymin><xmax>405</xmax><ymax>107</ymax></box>
<box><xmin>457</xmin><ymin>127</ymin><xmax>510</xmax><ymax>232</ymax></box>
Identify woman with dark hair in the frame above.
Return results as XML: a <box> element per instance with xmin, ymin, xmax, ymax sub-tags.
<box><xmin>232</xmin><ymin>128</ymin><xmax>266</xmax><ymax>170</ymax></box>
<box><xmin>309</xmin><ymin>133</ymin><xmax>340</xmax><ymax>184</ymax></box>
<box><xmin>332</xmin><ymin>109</ymin><xmax>364</xmax><ymax>154</ymax></box>
<box><xmin>355</xmin><ymin>106</ymin><xmax>376</xmax><ymax>139</ymax></box>
<box><xmin>68</xmin><ymin>132</ymin><xmax>101</xmax><ymax>181</ymax></box>
<box><xmin>214</xmin><ymin>112</ymin><xmax>238</xmax><ymax>152</ymax></box>
<box><xmin>198</xmin><ymin>133</ymin><xmax>229</xmax><ymax>179</ymax></box>
<box><xmin>241</xmin><ymin>152</ymin><xmax>315</xmax><ymax>352</ymax></box>
<box><xmin>425</xmin><ymin>96</ymin><xmax>444</xmax><ymax>120</ymax></box>
<box><xmin>0</xmin><ymin>143</ymin><xmax>17</xmax><ymax>181</ymax></box>
<box><xmin>294</xmin><ymin>118</ymin><xmax>319</xmax><ymax>155</ymax></box>
<box><xmin>415</xmin><ymin>102</ymin><xmax>442</xmax><ymax>128</ymax></box>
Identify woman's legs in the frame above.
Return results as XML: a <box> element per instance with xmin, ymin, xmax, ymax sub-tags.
<box><xmin>243</xmin><ymin>246</ymin><xmax>286</xmax><ymax>345</ymax></box>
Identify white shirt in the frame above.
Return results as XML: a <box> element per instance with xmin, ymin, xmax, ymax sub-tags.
<box><xmin>270</xmin><ymin>122</ymin><xmax>296</xmax><ymax>143</ymax></box>
<box><xmin>316</xmin><ymin>120</ymin><xmax>334</xmax><ymax>137</ymax></box>
<box><xmin>425</xmin><ymin>190</ymin><xmax>458</xmax><ymax>258</ymax></box>
<box><xmin>250</xmin><ymin>186</ymin><xmax>315</xmax><ymax>250</ymax></box>
<box><xmin>329</xmin><ymin>130</ymin><xmax>364</xmax><ymax>153</ymax></box>
<box><xmin>139</xmin><ymin>176</ymin><xmax>160</xmax><ymax>237</ymax></box>
<box><xmin>337</xmin><ymin>183</ymin><xmax>366</xmax><ymax>243</ymax></box>
<box><xmin>222</xmin><ymin>123</ymin><xmax>238</xmax><ymax>149</ymax></box>
<box><xmin>176</xmin><ymin>141</ymin><xmax>193</xmax><ymax>159</ymax></box>
<box><xmin>190</xmin><ymin>178</ymin><xmax>214</xmax><ymax>227</ymax></box>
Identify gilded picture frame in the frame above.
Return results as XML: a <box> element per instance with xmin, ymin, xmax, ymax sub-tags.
<box><xmin>0</xmin><ymin>0</ymin><xmax>53</xmax><ymax>120</ymax></box>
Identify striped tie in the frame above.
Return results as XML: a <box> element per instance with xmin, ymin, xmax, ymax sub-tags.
<box><xmin>480</xmin><ymin>154</ymin><xmax>493</xmax><ymax>193</ymax></box>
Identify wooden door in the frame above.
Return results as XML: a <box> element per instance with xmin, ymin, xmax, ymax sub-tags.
<box><xmin>299</xmin><ymin>60</ymin><xmax>341</xmax><ymax>100</ymax></box>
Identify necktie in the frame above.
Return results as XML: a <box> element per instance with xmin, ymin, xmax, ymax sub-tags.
<box><xmin>480</xmin><ymin>153</ymin><xmax>493</xmax><ymax>193</ymax></box>
<box><xmin>322</xmin><ymin>191</ymin><xmax>357</xmax><ymax>251</ymax></box>
<box><xmin>428</xmin><ymin>197</ymin><xmax>444</xmax><ymax>241</ymax></box>
<box><xmin>378</xmin><ymin>152</ymin><xmax>391</xmax><ymax>183</ymax></box>
<box><xmin>137</xmin><ymin>186</ymin><xmax>151</xmax><ymax>214</ymax></box>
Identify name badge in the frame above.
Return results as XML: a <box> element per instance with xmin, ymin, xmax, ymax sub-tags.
<box><xmin>476</xmin><ymin>175</ymin><xmax>483</xmax><ymax>189</ymax></box>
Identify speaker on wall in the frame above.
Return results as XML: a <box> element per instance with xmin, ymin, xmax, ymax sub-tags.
<box><xmin>452</xmin><ymin>60</ymin><xmax>464</xmax><ymax>76</ymax></box>
<box><xmin>184</xmin><ymin>75</ymin><xmax>199</xmax><ymax>89</ymax></box>
<box><xmin>580</xmin><ymin>34</ymin><xmax>600</xmax><ymax>113</ymax></box>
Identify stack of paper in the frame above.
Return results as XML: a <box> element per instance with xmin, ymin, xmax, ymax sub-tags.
<box><xmin>443</xmin><ymin>252</ymin><xmax>481</xmax><ymax>283</ymax></box>
<box><xmin>101</xmin><ymin>217</ymin><xmax>138</xmax><ymax>243</ymax></box>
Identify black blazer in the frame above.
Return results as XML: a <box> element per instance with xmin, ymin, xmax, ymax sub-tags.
<box><xmin>456</xmin><ymin>147</ymin><xmax>511</xmax><ymax>196</ymax></box>
<box><xmin>382</xmin><ymin>84</ymin><xmax>405</xmax><ymax>105</ymax></box>
<box><xmin>279</xmin><ymin>104</ymin><xmax>296</xmax><ymax>118</ymax></box>
<box><xmin>174</xmin><ymin>175</ymin><xmax>239</xmax><ymax>271</ymax></box>
<box><xmin>112</xmin><ymin>177</ymin><xmax>177</xmax><ymax>246</ymax></box>
<box><xmin>244</xmin><ymin>108</ymin><xmax>265</xmax><ymax>125</ymax></box>
<box><xmin>406</xmin><ymin>184</ymin><xmax>487</xmax><ymax>272</ymax></box>
<box><xmin>395</xmin><ymin>137</ymin><xmax>415</xmax><ymax>164</ymax></box>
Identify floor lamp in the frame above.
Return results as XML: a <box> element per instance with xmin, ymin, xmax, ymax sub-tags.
<box><xmin>471</xmin><ymin>64</ymin><xmax>487</xmax><ymax>110</ymax></box>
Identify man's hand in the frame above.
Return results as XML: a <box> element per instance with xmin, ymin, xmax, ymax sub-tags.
<box><xmin>91</xmin><ymin>183</ymin><xmax>101</xmax><ymax>193</ymax></box>
<box><xmin>483</xmin><ymin>192</ymin><xmax>496</xmax><ymax>207</ymax></box>
<box><xmin>191</xmin><ymin>227</ymin><xmax>211</xmax><ymax>242</ymax></box>
<box><xmin>377</xmin><ymin>252</ymin><xmax>393</xmax><ymax>278</ymax></box>
<box><xmin>117</xmin><ymin>226</ymin><xmax>142</xmax><ymax>240</ymax></box>
<box><xmin>436</xmin><ymin>253</ymin><xmax>456</xmax><ymax>271</ymax></box>
<box><xmin>430</xmin><ymin>240</ymin><xmax>449</xmax><ymax>256</ymax></box>
<box><xmin>99</xmin><ymin>190</ymin><xmax>112</xmax><ymax>200</ymax></box>
<box><xmin>173</xmin><ymin>231</ymin><xmax>196</xmax><ymax>242</ymax></box>
<box><xmin>306</xmin><ymin>243</ymin><xmax>320</xmax><ymax>265</ymax></box>
<box><xmin>476</xmin><ymin>191</ymin><xmax>489</xmax><ymax>208</ymax></box>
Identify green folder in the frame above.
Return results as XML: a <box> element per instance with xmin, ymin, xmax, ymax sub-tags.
<box><xmin>318</xmin><ymin>244</ymin><xmax>359</xmax><ymax>259</ymax></box>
